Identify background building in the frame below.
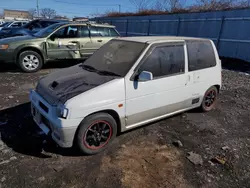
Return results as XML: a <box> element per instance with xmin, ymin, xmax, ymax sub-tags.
<box><xmin>4</xmin><ymin>9</ymin><xmax>29</xmax><ymax>20</ymax></box>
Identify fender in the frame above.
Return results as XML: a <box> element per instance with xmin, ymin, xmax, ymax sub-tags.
<box><xmin>14</xmin><ymin>43</ymin><xmax>48</xmax><ymax>63</ymax></box>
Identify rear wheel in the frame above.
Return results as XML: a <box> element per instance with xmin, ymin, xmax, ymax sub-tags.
<box><xmin>76</xmin><ymin>113</ymin><xmax>117</xmax><ymax>155</ymax></box>
<box><xmin>201</xmin><ymin>86</ymin><xmax>218</xmax><ymax>112</ymax></box>
<box><xmin>18</xmin><ymin>50</ymin><xmax>43</xmax><ymax>73</ymax></box>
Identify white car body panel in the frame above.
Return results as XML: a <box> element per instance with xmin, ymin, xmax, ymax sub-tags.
<box><xmin>65</xmin><ymin>78</ymin><xmax>126</xmax><ymax>120</ymax></box>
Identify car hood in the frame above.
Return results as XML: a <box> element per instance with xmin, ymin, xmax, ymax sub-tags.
<box><xmin>0</xmin><ymin>35</ymin><xmax>37</xmax><ymax>43</ymax></box>
<box><xmin>1</xmin><ymin>27</ymin><xmax>24</xmax><ymax>33</ymax></box>
<box><xmin>0</xmin><ymin>28</ymin><xmax>33</xmax><ymax>38</ymax></box>
<box><xmin>36</xmin><ymin>64</ymin><xmax>117</xmax><ymax>105</ymax></box>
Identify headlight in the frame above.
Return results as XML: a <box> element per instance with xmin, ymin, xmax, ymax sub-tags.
<box><xmin>0</xmin><ymin>44</ymin><xmax>9</xmax><ymax>50</ymax></box>
<box><xmin>56</xmin><ymin>104</ymin><xmax>69</xmax><ymax>119</ymax></box>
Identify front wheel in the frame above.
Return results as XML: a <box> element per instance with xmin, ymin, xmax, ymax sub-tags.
<box><xmin>18</xmin><ymin>51</ymin><xmax>43</xmax><ymax>73</ymax></box>
<box><xmin>76</xmin><ymin>113</ymin><xmax>117</xmax><ymax>155</ymax></box>
<box><xmin>201</xmin><ymin>86</ymin><xmax>218</xmax><ymax>112</ymax></box>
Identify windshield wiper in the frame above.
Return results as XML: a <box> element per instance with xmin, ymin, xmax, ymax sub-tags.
<box><xmin>80</xmin><ymin>64</ymin><xmax>121</xmax><ymax>77</ymax></box>
<box><xmin>98</xmin><ymin>70</ymin><xmax>121</xmax><ymax>77</ymax></box>
<box><xmin>80</xmin><ymin>64</ymin><xmax>98</xmax><ymax>72</ymax></box>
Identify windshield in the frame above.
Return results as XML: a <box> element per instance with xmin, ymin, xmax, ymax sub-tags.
<box><xmin>34</xmin><ymin>23</ymin><xmax>62</xmax><ymax>38</ymax></box>
<box><xmin>23</xmin><ymin>20</ymin><xmax>37</xmax><ymax>29</ymax></box>
<box><xmin>83</xmin><ymin>40</ymin><xmax>147</xmax><ymax>77</ymax></box>
<box><xmin>1</xmin><ymin>22</ymin><xmax>11</xmax><ymax>27</ymax></box>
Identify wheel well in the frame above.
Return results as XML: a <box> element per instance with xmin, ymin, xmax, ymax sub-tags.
<box><xmin>73</xmin><ymin>109</ymin><xmax>122</xmax><ymax>147</ymax></box>
<box><xmin>214</xmin><ymin>85</ymin><xmax>220</xmax><ymax>93</ymax></box>
<box><xmin>93</xmin><ymin>110</ymin><xmax>121</xmax><ymax>133</ymax></box>
<box><xmin>84</xmin><ymin>110</ymin><xmax>121</xmax><ymax>134</ymax></box>
<box><xmin>16</xmin><ymin>47</ymin><xmax>44</xmax><ymax>64</ymax></box>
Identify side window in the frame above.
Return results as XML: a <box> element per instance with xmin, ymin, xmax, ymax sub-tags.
<box><xmin>187</xmin><ymin>41</ymin><xmax>216</xmax><ymax>71</ymax></box>
<box><xmin>53</xmin><ymin>26</ymin><xmax>79</xmax><ymax>38</ymax></box>
<box><xmin>139</xmin><ymin>45</ymin><xmax>185</xmax><ymax>78</ymax></box>
<box><xmin>97</xmin><ymin>27</ymin><xmax>109</xmax><ymax>37</ymax></box>
<box><xmin>95</xmin><ymin>27</ymin><xmax>119</xmax><ymax>37</ymax></box>
<box><xmin>90</xmin><ymin>27</ymin><xmax>101</xmax><ymax>37</ymax></box>
<box><xmin>80</xmin><ymin>26</ymin><xmax>89</xmax><ymax>37</ymax></box>
<box><xmin>53</xmin><ymin>27</ymin><xmax>65</xmax><ymax>38</ymax></box>
<box><xmin>109</xmin><ymin>28</ymin><xmax>119</xmax><ymax>36</ymax></box>
<box><xmin>66</xmin><ymin>26</ymin><xmax>78</xmax><ymax>38</ymax></box>
<box><xmin>40</xmin><ymin>21</ymin><xmax>57</xmax><ymax>28</ymax></box>
<box><xmin>31</xmin><ymin>22</ymin><xmax>41</xmax><ymax>28</ymax></box>
<box><xmin>11</xmin><ymin>22</ymin><xmax>22</xmax><ymax>27</ymax></box>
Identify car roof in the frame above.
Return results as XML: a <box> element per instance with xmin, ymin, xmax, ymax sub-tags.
<box><xmin>34</xmin><ymin>19</ymin><xmax>68</xmax><ymax>22</ymax></box>
<box><xmin>118</xmin><ymin>36</ymin><xmax>210</xmax><ymax>44</ymax></box>
<box><xmin>13</xmin><ymin>20</ymin><xmax>28</xmax><ymax>22</ymax></box>
<box><xmin>54</xmin><ymin>22</ymin><xmax>115</xmax><ymax>28</ymax></box>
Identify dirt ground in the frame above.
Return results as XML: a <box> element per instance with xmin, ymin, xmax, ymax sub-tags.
<box><xmin>0</xmin><ymin>61</ymin><xmax>250</xmax><ymax>188</ymax></box>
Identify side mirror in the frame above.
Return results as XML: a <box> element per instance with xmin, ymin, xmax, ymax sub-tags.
<box><xmin>138</xmin><ymin>71</ymin><xmax>153</xmax><ymax>82</ymax></box>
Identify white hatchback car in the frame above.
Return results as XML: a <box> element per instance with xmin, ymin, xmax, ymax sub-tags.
<box><xmin>30</xmin><ymin>36</ymin><xmax>222</xmax><ymax>155</ymax></box>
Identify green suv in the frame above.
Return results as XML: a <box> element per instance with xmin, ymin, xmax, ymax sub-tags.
<box><xmin>0</xmin><ymin>22</ymin><xmax>120</xmax><ymax>72</ymax></box>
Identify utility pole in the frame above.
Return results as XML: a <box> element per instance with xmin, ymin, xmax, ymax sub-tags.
<box><xmin>118</xmin><ymin>4</ymin><xmax>121</xmax><ymax>13</ymax></box>
<box><xmin>37</xmin><ymin>0</ymin><xmax>39</xmax><ymax>17</ymax></box>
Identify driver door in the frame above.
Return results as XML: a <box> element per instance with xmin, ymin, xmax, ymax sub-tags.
<box><xmin>125</xmin><ymin>43</ymin><xmax>191</xmax><ymax>127</ymax></box>
<box><xmin>46</xmin><ymin>25</ymin><xmax>81</xmax><ymax>60</ymax></box>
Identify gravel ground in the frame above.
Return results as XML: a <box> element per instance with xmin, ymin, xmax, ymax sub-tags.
<box><xmin>0</xmin><ymin>62</ymin><xmax>250</xmax><ymax>188</ymax></box>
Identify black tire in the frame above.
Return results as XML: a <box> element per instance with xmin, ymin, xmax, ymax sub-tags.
<box><xmin>201</xmin><ymin>86</ymin><xmax>218</xmax><ymax>112</ymax></box>
<box><xmin>76</xmin><ymin>113</ymin><xmax>117</xmax><ymax>155</ymax></box>
<box><xmin>18</xmin><ymin>50</ymin><xmax>43</xmax><ymax>73</ymax></box>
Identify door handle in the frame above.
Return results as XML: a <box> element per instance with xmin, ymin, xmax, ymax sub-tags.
<box><xmin>68</xmin><ymin>43</ymin><xmax>76</xmax><ymax>46</ymax></box>
<box><xmin>97</xmin><ymin>40</ymin><xmax>103</xmax><ymax>42</ymax></box>
<box><xmin>185</xmin><ymin>75</ymin><xmax>191</xmax><ymax>85</ymax></box>
<box><xmin>68</xmin><ymin>42</ymin><xmax>77</xmax><ymax>46</ymax></box>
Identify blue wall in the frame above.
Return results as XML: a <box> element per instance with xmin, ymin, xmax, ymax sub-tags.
<box><xmin>94</xmin><ymin>9</ymin><xmax>250</xmax><ymax>62</ymax></box>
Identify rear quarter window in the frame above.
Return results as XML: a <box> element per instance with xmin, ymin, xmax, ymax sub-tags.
<box><xmin>186</xmin><ymin>40</ymin><xmax>216</xmax><ymax>71</ymax></box>
<box><xmin>91</xmin><ymin>26</ymin><xmax>119</xmax><ymax>37</ymax></box>
<box><xmin>109</xmin><ymin>28</ymin><xmax>119</xmax><ymax>36</ymax></box>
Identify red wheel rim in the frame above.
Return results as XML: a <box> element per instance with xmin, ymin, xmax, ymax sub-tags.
<box><xmin>204</xmin><ymin>89</ymin><xmax>216</xmax><ymax>109</ymax></box>
<box><xmin>83</xmin><ymin>120</ymin><xmax>112</xmax><ymax>150</ymax></box>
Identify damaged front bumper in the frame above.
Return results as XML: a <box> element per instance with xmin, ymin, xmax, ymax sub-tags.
<box><xmin>29</xmin><ymin>90</ymin><xmax>81</xmax><ymax>148</ymax></box>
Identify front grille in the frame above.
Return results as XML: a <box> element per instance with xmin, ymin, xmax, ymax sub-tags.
<box><xmin>31</xmin><ymin>105</ymin><xmax>36</xmax><ymax>116</ymax></box>
<box><xmin>39</xmin><ymin>102</ymin><xmax>49</xmax><ymax>113</ymax></box>
<box><xmin>41</xmin><ymin>115</ymin><xmax>51</xmax><ymax>130</ymax></box>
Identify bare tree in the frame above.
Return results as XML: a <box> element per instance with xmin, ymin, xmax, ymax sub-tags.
<box><xmin>154</xmin><ymin>0</ymin><xmax>165</xmax><ymax>10</ymax></box>
<box><xmin>232</xmin><ymin>0</ymin><xmax>249</xmax><ymax>7</ymax></box>
<box><xmin>155</xmin><ymin>0</ymin><xmax>186</xmax><ymax>12</ymax></box>
<box><xmin>130</xmin><ymin>0</ymin><xmax>151</xmax><ymax>11</ymax></box>
<box><xmin>195</xmin><ymin>0</ymin><xmax>235</xmax><ymax>10</ymax></box>
<box><xmin>28</xmin><ymin>9</ymin><xmax>37</xmax><ymax>19</ymax></box>
<box><xmin>40</xmin><ymin>8</ymin><xmax>56</xmax><ymax>19</ymax></box>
